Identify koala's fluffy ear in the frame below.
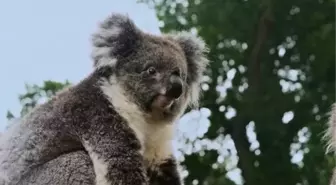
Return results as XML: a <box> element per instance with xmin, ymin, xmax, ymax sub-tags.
<box><xmin>91</xmin><ymin>13</ymin><xmax>142</xmax><ymax>67</ymax></box>
<box><xmin>168</xmin><ymin>32</ymin><xmax>209</xmax><ymax>107</ymax></box>
<box><xmin>324</xmin><ymin>103</ymin><xmax>336</xmax><ymax>154</ymax></box>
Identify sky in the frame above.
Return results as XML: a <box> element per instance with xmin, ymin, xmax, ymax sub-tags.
<box><xmin>0</xmin><ymin>0</ymin><xmax>160</xmax><ymax>130</ymax></box>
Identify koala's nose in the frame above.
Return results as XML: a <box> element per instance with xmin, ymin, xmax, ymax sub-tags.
<box><xmin>166</xmin><ymin>76</ymin><xmax>183</xmax><ymax>99</ymax></box>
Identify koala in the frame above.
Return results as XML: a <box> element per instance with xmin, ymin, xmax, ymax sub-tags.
<box><xmin>0</xmin><ymin>13</ymin><xmax>209</xmax><ymax>185</ymax></box>
<box><xmin>324</xmin><ymin>103</ymin><xmax>336</xmax><ymax>185</ymax></box>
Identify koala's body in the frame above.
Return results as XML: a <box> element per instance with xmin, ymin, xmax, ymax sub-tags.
<box><xmin>0</xmin><ymin>14</ymin><xmax>208</xmax><ymax>185</ymax></box>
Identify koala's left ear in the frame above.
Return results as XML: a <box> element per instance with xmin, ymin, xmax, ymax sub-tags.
<box><xmin>170</xmin><ymin>32</ymin><xmax>209</xmax><ymax>84</ymax></box>
<box><xmin>91</xmin><ymin>13</ymin><xmax>142</xmax><ymax>67</ymax></box>
<box><xmin>168</xmin><ymin>32</ymin><xmax>209</xmax><ymax>107</ymax></box>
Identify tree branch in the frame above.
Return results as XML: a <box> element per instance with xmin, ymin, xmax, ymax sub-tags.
<box><xmin>231</xmin><ymin>2</ymin><xmax>274</xmax><ymax>185</ymax></box>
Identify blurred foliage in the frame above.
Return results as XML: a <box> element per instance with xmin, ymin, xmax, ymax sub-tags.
<box><xmin>6</xmin><ymin>80</ymin><xmax>70</xmax><ymax>119</ymax></box>
<box><xmin>5</xmin><ymin>0</ymin><xmax>335</xmax><ymax>184</ymax></box>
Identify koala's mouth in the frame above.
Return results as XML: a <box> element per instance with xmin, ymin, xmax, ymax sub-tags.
<box><xmin>151</xmin><ymin>95</ymin><xmax>175</xmax><ymax>111</ymax></box>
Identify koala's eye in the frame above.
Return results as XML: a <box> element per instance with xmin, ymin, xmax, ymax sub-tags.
<box><xmin>147</xmin><ymin>67</ymin><xmax>157</xmax><ymax>75</ymax></box>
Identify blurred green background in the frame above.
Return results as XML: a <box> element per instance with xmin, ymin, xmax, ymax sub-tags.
<box><xmin>6</xmin><ymin>0</ymin><xmax>335</xmax><ymax>184</ymax></box>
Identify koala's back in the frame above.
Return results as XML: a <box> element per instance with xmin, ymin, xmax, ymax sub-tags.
<box><xmin>0</xmin><ymin>86</ymin><xmax>84</xmax><ymax>184</ymax></box>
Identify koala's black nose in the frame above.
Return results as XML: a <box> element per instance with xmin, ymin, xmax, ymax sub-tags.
<box><xmin>166</xmin><ymin>76</ymin><xmax>183</xmax><ymax>99</ymax></box>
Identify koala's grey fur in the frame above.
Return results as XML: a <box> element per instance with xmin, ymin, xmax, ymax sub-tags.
<box><xmin>0</xmin><ymin>13</ymin><xmax>209</xmax><ymax>185</ymax></box>
<box><xmin>324</xmin><ymin>103</ymin><xmax>336</xmax><ymax>185</ymax></box>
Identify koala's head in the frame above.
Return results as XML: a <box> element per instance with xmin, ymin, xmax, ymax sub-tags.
<box><xmin>91</xmin><ymin>13</ymin><xmax>209</xmax><ymax>122</ymax></box>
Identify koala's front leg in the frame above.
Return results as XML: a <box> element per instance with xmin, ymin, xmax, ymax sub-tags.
<box><xmin>82</xmin><ymin>123</ymin><xmax>148</xmax><ymax>185</ymax></box>
<box><xmin>148</xmin><ymin>156</ymin><xmax>183</xmax><ymax>185</ymax></box>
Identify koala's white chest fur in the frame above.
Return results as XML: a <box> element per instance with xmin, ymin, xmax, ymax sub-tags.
<box><xmin>101</xmin><ymin>77</ymin><xmax>174</xmax><ymax>165</ymax></box>
<box><xmin>128</xmin><ymin>119</ymin><xmax>174</xmax><ymax>164</ymax></box>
